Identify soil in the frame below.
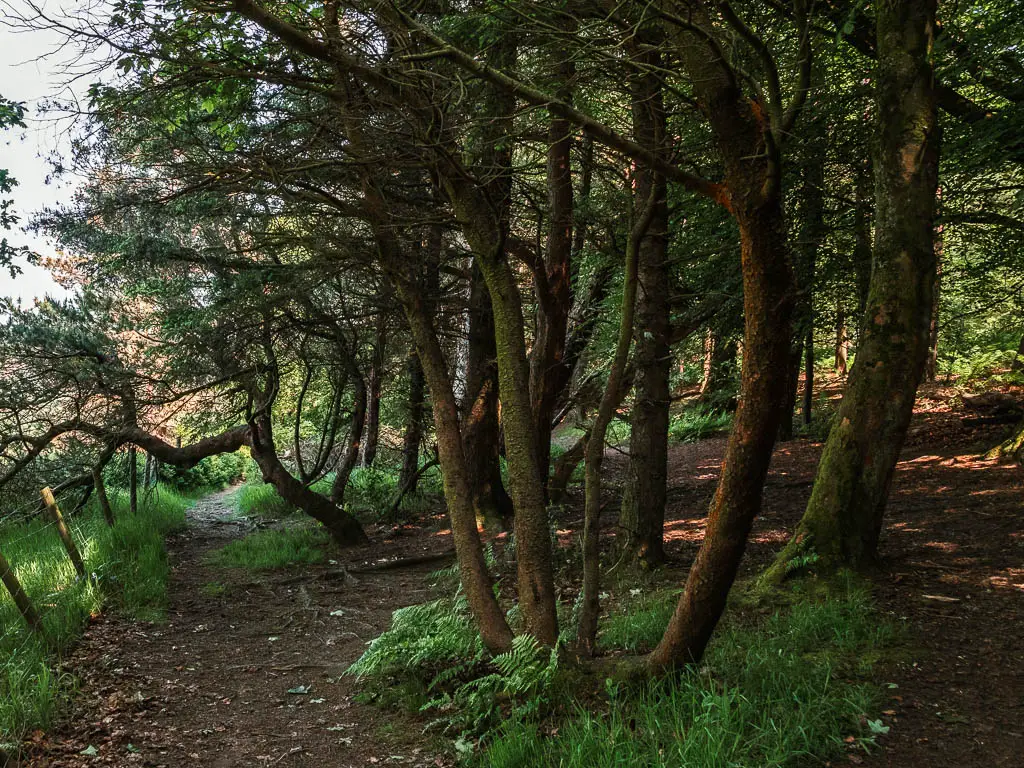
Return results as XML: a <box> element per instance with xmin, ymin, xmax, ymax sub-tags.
<box><xmin>19</xmin><ymin>382</ymin><xmax>1024</xmax><ymax>767</ymax></box>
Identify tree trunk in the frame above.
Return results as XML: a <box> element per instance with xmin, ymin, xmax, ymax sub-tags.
<box><xmin>249</xmin><ymin>411</ymin><xmax>368</xmax><ymax>546</ymax></box>
<box><xmin>462</xmin><ymin>264</ymin><xmax>514</xmax><ymax>531</ymax></box>
<box><xmin>802</xmin><ymin>326</ymin><xmax>814</xmax><ymax>426</ymax></box>
<box><xmin>577</xmin><ymin>179</ymin><xmax>653</xmax><ymax>654</ymax></box>
<box><xmin>331</xmin><ymin>364</ymin><xmax>367</xmax><ymax>506</ymax></box>
<box><xmin>765</xmin><ymin>0</ymin><xmax>940</xmax><ymax>579</ymax></box>
<box><xmin>619</xmin><ymin>56</ymin><xmax>671</xmax><ymax>568</ymax></box>
<box><xmin>391</xmin><ymin>270</ymin><xmax>514</xmax><ymax>653</ymax></box>
<box><xmin>398</xmin><ymin>350</ymin><xmax>426</xmax><ymax>495</ymax></box>
<box><xmin>472</xmin><ymin>250</ymin><xmax>559</xmax><ymax>646</ymax></box>
<box><xmin>924</xmin><ymin>224</ymin><xmax>942</xmax><ymax>381</ymax></box>
<box><xmin>782</xmin><ymin>120</ymin><xmax>826</xmax><ymax>439</ymax></box>
<box><xmin>648</xmin><ymin>10</ymin><xmax>796</xmax><ymax>669</ymax></box>
<box><xmin>835</xmin><ymin>304</ymin><xmax>849</xmax><ymax>375</ymax></box>
<box><xmin>360</xmin><ymin>316</ymin><xmax>385</xmax><ymax>468</ymax></box>
<box><xmin>779</xmin><ymin>334</ymin><xmax>804</xmax><ymax>441</ymax></box>
<box><xmin>529</xmin><ymin>51</ymin><xmax>574</xmax><ymax>488</ymax></box>
<box><xmin>93</xmin><ymin>464</ymin><xmax>115</xmax><ymax>527</ymax></box>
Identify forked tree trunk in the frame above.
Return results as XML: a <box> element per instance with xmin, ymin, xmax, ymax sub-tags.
<box><xmin>765</xmin><ymin>0</ymin><xmax>940</xmax><ymax>580</ymax></box>
<box><xmin>447</xmin><ymin>175</ymin><xmax>559</xmax><ymax>646</ymax></box>
<box><xmin>472</xmin><ymin>250</ymin><xmax>559</xmax><ymax>645</ymax></box>
<box><xmin>391</xmin><ymin>272</ymin><xmax>514</xmax><ymax>652</ymax></box>
<box><xmin>619</xmin><ymin>56</ymin><xmax>671</xmax><ymax>568</ymax></box>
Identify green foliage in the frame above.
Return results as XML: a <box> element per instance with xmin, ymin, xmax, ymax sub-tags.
<box><xmin>208</xmin><ymin>524</ymin><xmax>330</xmax><ymax>569</ymax></box>
<box><xmin>347</xmin><ymin>596</ymin><xmax>483</xmax><ymax>681</ymax></box>
<box><xmin>346</xmin><ymin>466</ymin><xmax>398</xmax><ymax>517</ymax></box>
<box><xmin>480</xmin><ymin>588</ymin><xmax>894</xmax><ymax>767</ymax></box>
<box><xmin>0</xmin><ymin>485</ymin><xmax>190</xmax><ymax>750</ymax></box>
<box><xmin>158</xmin><ymin>451</ymin><xmax>245</xmax><ymax>491</ymax></box>
<box><xmin>235</xmin><ymin>482</ymin><xmax>298</xmax><ymax>520</ymax></box>
<box><xmin>668</xmin><ymin>405</ymin><xmax>733</xmax><ymax>443</ymax></box>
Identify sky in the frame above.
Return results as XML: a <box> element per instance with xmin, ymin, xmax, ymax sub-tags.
<box><xmin>0</xmin><ymin>19</ymin><xmax>85</xmax><ymax>306</ymax></box>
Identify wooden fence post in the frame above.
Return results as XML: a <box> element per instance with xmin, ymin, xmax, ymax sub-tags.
<box><xmin>0</xmin><ymin>549</ymin><xmax>44</xmax><ymax>635</ymax></box>
<box><xmin>93</xmin><ymin>465</ymin><xmax>115</xmax><ymax>527</ymax></box>
<box><xmin>40</xmin><ymin>487</ymin><xmax>87</xmax><ymax>580</ymax></box>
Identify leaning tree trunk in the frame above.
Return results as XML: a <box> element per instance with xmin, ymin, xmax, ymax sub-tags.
<box><xmin>249</xmin><ymin>412</ymin><xmax>368</xmax><ymax>546</ymax></box>
<box><xmin>619</xmin><ymin>55</ymin><xmax>671</xmax><ymax>568</ymax></box>
<box><xmin>577</xmin><ymin>181</ymin><xmax>652</xmax><ymax>655</ymax></box>
<box><xmin>764</xmin><ymin>0</ymin><xmax>940</xmax><ymax>580</ymax></box>
<box><xmin>648</xmin><ymin>195</ymin><xmax>794</xmax><ymax>670</ymax></box>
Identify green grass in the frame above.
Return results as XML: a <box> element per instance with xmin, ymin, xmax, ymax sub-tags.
<box><xmin>480</xmin><ymin>585</ymin><xmax>896</xmax><ymax>767</ymax></box>
<box><xmin>208</xmin><ymin>524</ymin><xmax>330</xmax><ymax>569</ymax></box>
<box><xmin>0</xmin><ymin>485</ymin><xmax>192</xmax><ymax>751</ymax></box>
<box><xmin>235</xmin><ymin>482</ymin><xmax>300</xmax><ymax>519</ymax></box>
<box><xmin>669</xmin><ymin>405</ymin><xmax>733</xmax><ymax>443</ymax></box>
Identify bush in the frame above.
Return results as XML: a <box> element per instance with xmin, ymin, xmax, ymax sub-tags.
<box><xmin>158</xmin><ymin>451</ymin><xmax>246</xmax><ymax>491</ymax></box>
<box><xmin>0</xmin><ymin>485</ymin><xmax>191</xmax><ymax>751</ymax></box>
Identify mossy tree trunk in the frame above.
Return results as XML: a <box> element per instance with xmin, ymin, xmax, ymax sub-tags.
<box><xmin>765</xmin><ymin>0</ymin><xmax>940</xmax><ymax>580</ymax></box>
<box><xmin>462</xmin><ymin>264</ymin><xmax>514</xmax><ymax>531</ymax></box>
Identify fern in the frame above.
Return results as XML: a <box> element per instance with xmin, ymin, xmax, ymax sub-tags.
<box><xmin>346</xmin><ymin>596</ymin><xmax>482</xmax><ymax>679</ymax></box>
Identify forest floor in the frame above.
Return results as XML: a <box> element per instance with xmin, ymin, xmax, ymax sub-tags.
<box><xmin>21</xmin><ymin>384</ymin><xmax>1024</xmax><ymax>767</ymax></box>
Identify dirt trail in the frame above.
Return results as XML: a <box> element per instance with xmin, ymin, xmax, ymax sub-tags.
<box><xmin>28</xmin><ymin>488</ymin><xmax>451</xmax><ymax>768</ymax></box>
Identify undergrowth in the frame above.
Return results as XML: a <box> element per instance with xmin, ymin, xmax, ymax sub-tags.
<box><xmin>349</xmin><ymin>580</ymin><xmax>897</xmax><ymax>767</ymax></box>
<box><xmin>669</xmin><ymin>405</ymin><xmax>733</xmax><ymax>443</ymax></box>
<box><xmin>0</xmin><ymin>485</ymin><xmax>191</xmax><ymax>752</ymax></box>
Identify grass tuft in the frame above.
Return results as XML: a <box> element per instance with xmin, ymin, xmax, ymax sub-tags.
<box><xmin>208</xmin><ymin>525</ymin><xmax>330</xmax><ymax>569</ymax></box>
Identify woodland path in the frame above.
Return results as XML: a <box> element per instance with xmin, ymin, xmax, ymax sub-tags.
<box><xmin>27</xmin><ymin>487</ymin><xmax>452</xmax><ymax>768</ymax></box>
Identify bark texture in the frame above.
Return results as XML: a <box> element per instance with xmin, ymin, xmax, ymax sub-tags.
<box><xmin>618</xmin><ymin>56</ymin><xmax>671</xmax><ymax>568</ymax></box>
<box><xmin>766</xmin><ymin>0</ymin><xmax>940</xmax><ymax>579</ymax></box>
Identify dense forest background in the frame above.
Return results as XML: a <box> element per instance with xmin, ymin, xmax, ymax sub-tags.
<box><xmin>0</xmin><ymin>0</ymin><xmax>1022</xmax><ymax>765</ymax></box>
